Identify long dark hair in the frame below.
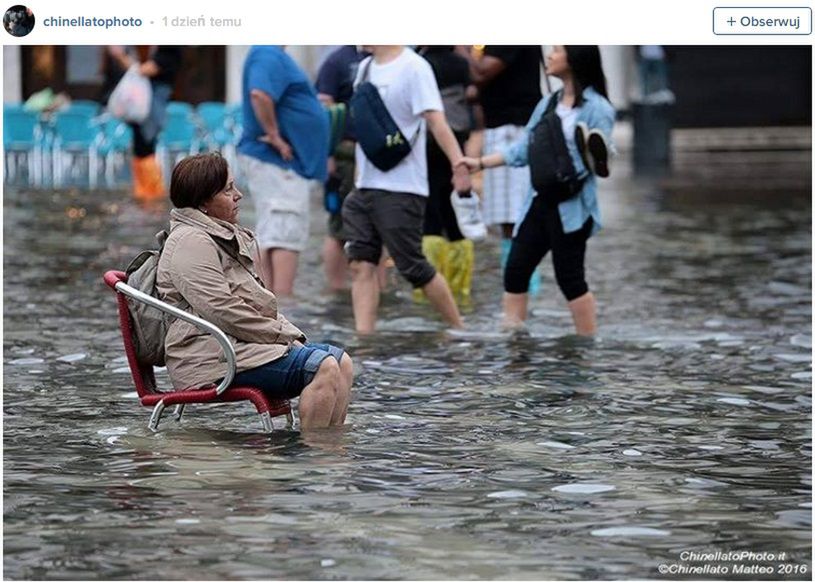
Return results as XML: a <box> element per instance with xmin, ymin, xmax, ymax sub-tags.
<box><xmin>564</xmin><ymin>45</ymin><xmax>608</xmax><ymax>105</ymax></box>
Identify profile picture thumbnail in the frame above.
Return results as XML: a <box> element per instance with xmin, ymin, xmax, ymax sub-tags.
<box><xmin>4</xmin><ymin>5</ymin><xmax>34</xmax><ymax>37</ymax></box>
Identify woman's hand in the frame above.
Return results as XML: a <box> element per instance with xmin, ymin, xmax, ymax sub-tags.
<box><xmin>138</xmin><ymin>60</ymin><xmax>160</xmax><ymax>77</ymax></box>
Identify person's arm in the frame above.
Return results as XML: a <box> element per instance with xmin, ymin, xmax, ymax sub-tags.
<box><xmin>424</xmin><ymin>110</ymin><xmax>471</xmax><ymax>192</ymax></box>
<box><xmin>145</xmin><ymin>46</ymin><xmax>181</xmax><ymax>80</ymax></box>
<box><xmin>107</xmin><ymin>46</ymin><xmax>134</xmax><ymax>70</ymax></box>
<box><xmin>467</xmin><ymin>54</ymin><xmax>507</xmax><ymax>87</ymax></box>
<box><xmin>250</xmin><ymin>89</ymin><xmax>294</xmax><ymax>161</ymax></box>
<box><xmin>169</xmin><ymin>231</ymin><xmax>299</xmax><ymax>344</ymax></box>
<box><xmin>460</xmin><ymin>95</ymin><xmax>550</xmax><ymax>173</ymax></box>
<box><xmin>459</xmin><ymin>151</ymin><xmax>505</xmax><ymax>174</ymax></box>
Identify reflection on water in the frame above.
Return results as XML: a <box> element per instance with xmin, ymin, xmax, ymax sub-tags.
<box><xmin>4</xmin><ymin>160</ymin><xmax>811</xmax><ymax>580</ymax></box>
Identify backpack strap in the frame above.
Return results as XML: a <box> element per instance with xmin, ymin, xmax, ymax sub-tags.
<box><xmin>543</xmin><ymin>90</ymin><xmax>561</xmax><ymax>117</ymax></box>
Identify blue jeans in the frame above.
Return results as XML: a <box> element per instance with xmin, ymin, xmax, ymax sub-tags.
<box><xmin>232</xmin><ymin>343</ymin><xmax>345</xmax><ymax>400</ymax></box>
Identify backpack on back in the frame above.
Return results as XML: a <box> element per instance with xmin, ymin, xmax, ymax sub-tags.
<box><xmin>349</xmin><ymin>58</ymin><xmax>419</xmax><ymax>172</ymax></box>
<box><xmin>528</xmin><ymin>90</ymin><xmax>586</xmax><ymax>206</ymax></box>
<box><xmin>124</xmin><ymin>230</ymin><xmax>170</xmax><ymax>367</ymax></box>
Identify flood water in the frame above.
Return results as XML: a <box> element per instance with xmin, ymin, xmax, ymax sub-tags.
<box><xmin>4</xmin><ymin>153</ymin><xmax>812</xmax><ymax>580</ymax></box>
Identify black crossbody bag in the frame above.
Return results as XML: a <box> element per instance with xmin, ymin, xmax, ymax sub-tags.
<box><xmin>349</xmin><ymin>58</ymin><xmax>420</xmax><ymax>171</ymax></box>
<box><xmin>528</xmin><ymin>91</ymin><xmax>587</xmax><ymax>206</ymax></box>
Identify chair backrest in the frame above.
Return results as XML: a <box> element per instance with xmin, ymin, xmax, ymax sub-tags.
<box><xmin>3</xmin><ymin>107</ymin><xmax>41</xmax><ymax>148</ymax></box>
<box><xmin>226</xmin><ymin>102</ymin><xmax>243</xmax><ymax>134</ymax></box>
<box><xmin>104</xmin><ymin>270</ymin><xmax>158</xmax><ymax>399</ymax></box>
<box><xmin>100</xmin><ymin>119</ymin><xmax>133</xmax><ymax>154</ymax></box>
<box><xmin>197</xmin><ymin>102</ymin><xmax>227</xmax><ymax>129</ymax></box>
<box><xmin>67</xmin><ymin>100</ymin><xmax>102</xmax><ymax>117</ymax></box>
<box><xmin>52</xmin><ymin>110</ymin><xmax>101</xmax><ymax>148</ymax></box>
<box><xmin>158</xmin><ymin>111</ymin><xmax>198</xmax><ymax>150</ymax></box>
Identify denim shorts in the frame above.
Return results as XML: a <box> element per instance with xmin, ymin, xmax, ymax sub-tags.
<box><xmin>232</xmin><ymin>343</ymin><xmax>345</xmax><ymax>400</ymax></box>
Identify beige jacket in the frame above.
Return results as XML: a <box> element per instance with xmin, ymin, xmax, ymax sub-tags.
<box><xmin>156</xmin><ymin>208</ymin><xmax>305</xmax><ymax>390</ymax></box>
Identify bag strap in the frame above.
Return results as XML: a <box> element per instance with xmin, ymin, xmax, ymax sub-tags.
<box><xmin>359</xmin><ymin>57</ymin><xmax>373</xmax><ymax>84</ymax></box>
<box><xmin>544</xmin><ymin>90</ymin><xmax>561</xmax><ymax>117</ymax></box>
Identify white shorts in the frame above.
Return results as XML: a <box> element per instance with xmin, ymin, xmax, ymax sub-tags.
<box><xmin>482</xmin><ymin>124</ymin><xmax>531</xmax><ymax>226</ymax></box>
<box><xmin>239</xmin><ymin>155</ymin><xmax>319</xmax><ymax>252</ymax></box>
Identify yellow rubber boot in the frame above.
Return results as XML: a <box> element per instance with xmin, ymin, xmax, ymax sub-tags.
<box><xmin>444</xmin><ymin>238</ymin><xmax>474</xmax><ymax>307</ymax></box>
<box><xmin>413</xmin><ymin>235</ymin><xmax>449</xmax><ymax>303</ymax></box>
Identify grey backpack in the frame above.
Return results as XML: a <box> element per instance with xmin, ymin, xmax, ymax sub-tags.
<box><xmin>125</xmin><ymin>230</ymin><xmax>170</xmax><ymax>366</ymax></box>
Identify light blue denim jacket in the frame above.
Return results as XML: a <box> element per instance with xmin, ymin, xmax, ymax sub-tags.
<box><xmin>500</xmin><ymin>87</ymin><xmax>615</xmax><ymax>237</ymax></box>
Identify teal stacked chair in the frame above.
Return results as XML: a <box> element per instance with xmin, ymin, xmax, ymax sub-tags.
<box><xmin>224</xmin><ymin>102</ymin><xmax>244</xmax><ymax>185</ymax></box>
<box><xmin>51</xmin><ymin>109</ymin><xmax>104</xmax><ymax>188</ymax></box>
<box><xmin>67</xmin><ymin>100</ymin><xmax>102</xmax><ymax>117</ymax></box>
<box><xmin>197</xmin><ymin>102</ymin><xmax>231</xmax><ymax>151</ymax></box>
<box><xmin>157</xmin><ymin>104</ymin><xmax>201</xmax><ymax>181</ymax></box>
<box><xmin>4</xmin><ymin>104</ymin><xmax>44</xmax><ymax>187</ymax></box>
<box><xmin>97</xmin><ymin>117</ymin><xmax>134</xmax><ymax>187</ymax></box>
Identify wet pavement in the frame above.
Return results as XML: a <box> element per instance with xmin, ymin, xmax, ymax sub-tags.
<box><xmin>3</xmin><ymin>152</ymin><xmax>812</xmax><ymax>580</ymax></box>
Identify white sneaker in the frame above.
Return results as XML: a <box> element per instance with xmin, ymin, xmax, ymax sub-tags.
<box><xmin>450</xmin><ymin>190</ymin><xmax>487</xmax><ymax>241</ymax></box>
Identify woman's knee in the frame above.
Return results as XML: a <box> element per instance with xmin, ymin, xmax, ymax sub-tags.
<box><xmin>339</xmin><ymin>353</ymin><xmax>354</xmax><ymax>378</ymax></box>
<box><xmin>315</xmin><ymin>356</ymin><xmax>342</xmax><ymax>392</ymax></box>
<box><xmin>555</xmin><ymin>271</ymin><xmax>588</xmax><ymax>301</ymax></box>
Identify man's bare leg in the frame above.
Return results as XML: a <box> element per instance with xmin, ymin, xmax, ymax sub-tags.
<box><xmin>349</xmin><ymin>260</ymin><xmax>380</xmax><ymax>334</ymax></box>
<box><xmin>271</xmin><ymin>248</ymin><xmax>299</xmax><ymax>297</ymax></box>
<box><xmin>322</xmin><ymin>237</ymin><xmax>348</xmax><ymax>291</ymax></box>
<box><xmin>421</xmin><ymin>273</ymin><xmax>463</xmax><ymax>329</ymax></box>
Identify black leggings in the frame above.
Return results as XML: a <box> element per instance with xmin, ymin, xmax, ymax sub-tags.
<box><xmin>504</xmin><ymin>196</ymin><xmax>593</xmax><ymax>300</ymax></box>
<box><xmin>130</xmin><ymin>123</ymin><xmax>157</xmax><ymax>158</ymax></box>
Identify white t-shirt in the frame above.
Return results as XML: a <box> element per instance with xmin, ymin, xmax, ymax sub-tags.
<box><xmin>556</xmin><ymin>102</ymin><xmax>580</xmax><ymax>147</ymax></box>
<box><xmin>354</xmin><ymin>48</ymin><xmax>443</xmax><ymax>197</ymax></box>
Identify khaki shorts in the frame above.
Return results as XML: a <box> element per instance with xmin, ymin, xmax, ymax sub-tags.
<box><xmin>239</xmin><ymin>155</ymin><xmax>321</xmax><ymax>252</ymax></box>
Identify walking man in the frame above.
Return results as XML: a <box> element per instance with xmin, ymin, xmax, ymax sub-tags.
<box><xmin>238</xmin><ymin>45</ymin><xmax>329</xmax><ymax>295</ymax></box>
<box><xmin>343</xmin><ymin>45</ymin><xmax>472</xmax><ymax>333</ymax></box>
<box><xmin>316</xmin><ymin>45</ymin><xmax>367</xmax><ymax>291</ymax></box>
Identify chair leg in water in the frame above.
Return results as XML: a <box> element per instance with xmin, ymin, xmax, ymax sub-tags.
<box><xmin>149</xmin><ymin>400</ymin><xmax>166</xmax><ymax>432</ymax></box>
<box><xmin>173</xmin><ymin>404</ymin><xmax>185</xmax><ymax>422</ymax></box>
<box><xmin>259</xmin><ymin>411</ymin><xmax>274</xmax><ymax>432</ymax></box>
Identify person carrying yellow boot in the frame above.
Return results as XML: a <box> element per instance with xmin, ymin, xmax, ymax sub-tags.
<box><xmin>104</xmin><ymin>46</ymin><xmax>181</xmax><ymax>201</ymax></box>
<box><xmin>414</xmin><ymin>46</ymin><xmax>476</xmax><ymax>307</ymax></box>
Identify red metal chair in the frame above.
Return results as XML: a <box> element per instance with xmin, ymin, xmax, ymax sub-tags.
<box><xmin>103</xmin><ymin>270</ymin><xmax>294</xmax><ymax>433</ymax></box>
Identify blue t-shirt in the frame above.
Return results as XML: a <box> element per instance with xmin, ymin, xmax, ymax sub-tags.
<box><xmin>238</xmin><ymin>46</ymin><xmax>329</xmax><ymax>181</ymax></box>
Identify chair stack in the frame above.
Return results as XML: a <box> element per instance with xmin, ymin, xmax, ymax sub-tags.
<box><xmin>3</xmin><ymin>100</ymin><xmax>247</xmax><ymax>190</ymax></box>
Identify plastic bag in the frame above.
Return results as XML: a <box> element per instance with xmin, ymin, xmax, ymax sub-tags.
<box><xmin>107</xmin><ymin>65</ymin><xmax>152</xmax><ymax>124</ymax></box>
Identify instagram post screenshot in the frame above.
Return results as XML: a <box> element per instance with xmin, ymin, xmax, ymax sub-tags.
<box><xmin>1</xmin><ymin>1</ymin><xmax>812</xmax><ymax>580</ymax></box>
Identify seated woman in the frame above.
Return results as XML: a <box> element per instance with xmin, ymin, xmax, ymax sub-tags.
<box><xmin>156</xmin><ymin>152</ymin><xmax>352</xmax><ymax>429</ymax></box>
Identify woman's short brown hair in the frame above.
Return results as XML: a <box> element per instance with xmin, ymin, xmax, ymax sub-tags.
<box><xmin>170</xmin><ymin>152</ymin><xmax>229</xmax><ymax>209</ymax></box>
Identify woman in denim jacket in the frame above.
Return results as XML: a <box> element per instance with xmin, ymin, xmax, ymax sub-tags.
<box><xmin>461</xmin><ymin>45</ymin><xmax>615</xmax><ymax>335</ymax></box>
